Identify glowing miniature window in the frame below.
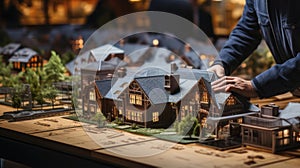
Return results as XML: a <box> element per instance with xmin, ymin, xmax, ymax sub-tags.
<box><xmin>137</xmin><ymin>112</ymin><xmax>143</xmax><ymax>122</ymax></box>
<box><xmin>201</xmin><ymin>92</ymin><xmax>209</xmax><ymax>103</ymax></box>
<box><xmin>136</xmin><ymin>95</ymin><xmax>142</xmax><ymax>105</ymax></box>
<box><xmin>131</xmin><ymin>111</ymin><xmax>136</xmax><ymax>121</ymax></box>
<box><xmin>227</xmin><ymin>96</ymin><xmax>235</xmax><ymax>105</ymax></box>
<box><xmin>90</xmin><ymin>106</ymin><xmax>95</xmax><ymax>113</ymax></box>
<box><xmin>97</xmin><ymin>107</ymin><xmax>101</xmax><ymax>113</ymax></box>
<box><xmin>237</xmin><ymin>118</ymin><xmax>243</xmax><ymax>123</ymax></box>
<box><xmin>130</xmin><ymin>94</ymin><xmax>136</xmax><ymax>104</ymax></box>
<box><xmin>90</xmin><ymin>91</ymin><xmax>95</xmax><ymax>101</ymax></box>
<box><xmin>129</xmin><ymin>94</ymin><xmax>143</xmax><ymax>105</ymax></box>
<box><xmin>283</xmin><ymin>129</ymin><xmax>289</xmax><ymax>137</ymax></box>
<box><xmin>119</xmin><ymin>109</ymin><xmax>122</xmax><ymax>115</ymax></box>
<box><xmin>185</xmin><ymin>105</ymin><xmax>189</xmax><ymax>111</ymax></box>
<box><xmin>152</xmin><ymin>112</ymin><xmax>159</xmax><ymax>122</ymax></box>
<box><xmin>126</xmin><ymin>111</ymin><xmax>131</xmax><ymax>120</ymax></box>
<box><xmin>297</xmin><ymin>132</ymin><xmax>300</xmax><ymax>142</ymax></box>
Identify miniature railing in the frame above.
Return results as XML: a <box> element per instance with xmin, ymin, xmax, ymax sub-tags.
<box><xmin>244</xmin><ymin>115</ymin><xmax>282</xmax><ymax>128</ymax></box>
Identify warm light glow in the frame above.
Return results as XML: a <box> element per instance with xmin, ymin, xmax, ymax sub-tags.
<box><xmin>200</xmin><ymin>54</ymin><xmax>207</xmax><ymax>60</ymax></box>
<box><xmin>152</xmin><ymin>39</ymin><xmax>159</xmax><ymax>46</ymax></box>
<box><xmin>241</xmin><ymin>63</ymin><xmax>247</xmax><ymax>68</ymax></box>
<box><xmin>169</xmin><ymin>55</ymin><xmax>175</xmax><ymax>61</ymax></box>
<box><xmin>129</xmin><ymin>0</ymin><xmax>141</xmax><ymax>2</ymax></box>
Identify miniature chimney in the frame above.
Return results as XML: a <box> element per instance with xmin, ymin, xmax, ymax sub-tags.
<box><xmin>261</xmin><ymin>103</ymin><xmax>279</xmax><ymax>116</ymax></box>
<box><xmin>165</xmin><ymin>63</ymin><xmax>180</xmax><ymax>94</ymax></box>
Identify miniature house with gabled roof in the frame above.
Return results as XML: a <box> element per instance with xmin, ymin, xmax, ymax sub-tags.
<box><xmin>241</xmin><ymin>103</ymin><xmax>300</xmax><ymax>153</ymax></box>
<box><xmin>94</xmin><ymin>64</ymin><xmax>258</xmax><ymax>130</ymax></box>
<box><xmin>80</xmin><ymin>44</ymin><xmax>125</xmax><ymax>115</ymax></box>
<box><xmin>9</xmin><ymin>48</ymin><xmax>43</xmax><ymax>71</ymax></box>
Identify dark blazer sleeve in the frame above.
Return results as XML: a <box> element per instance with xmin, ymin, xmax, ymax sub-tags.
<box><xmin>252</xmin><ymin>52</ymin><xmax>300</xmax><ymax>98</ymax></box>
<box><xmin>218</xmin><ymin>0</ymin><xmax>262</xmax><ymax>75</ymax></box>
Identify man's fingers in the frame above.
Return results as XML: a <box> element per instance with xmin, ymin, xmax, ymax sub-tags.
<box><xmin>213</xmin><ymin>85</ymin><xmax>227</xmax><ymax>92</ymax></box>
<box><xmin>212</xmin><ymin>76</ymin><xmax>237</xmax><ymax>92</ymax></box>
<box><xmin>225</xmin><ymin>84</ymin><xmax>242</xmax><ymax>93</ymax></box>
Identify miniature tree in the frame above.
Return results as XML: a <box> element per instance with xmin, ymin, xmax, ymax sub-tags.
<box><xmin>36</xmin><ymin>90</ymin><xmax>45</xmax><ymax>110</ymax></box>
<box><xmin>93</xmin><ymin>112</ymin><xmax>106</xmax><ymax>127</ymax></box>
<box><xmin>44</xmin><ymin>51</ymin><xmax>66</xmax><ymax>84</ymax></box>
<box><xmin>44</xmin><ymin>86</ymin><xmax>58</xmax><ymax>109</ymax></box>
<box><xmin>177</xmin><ymin>114</ymin><xmax>198</xmax><ymax>139</ymax></box>
<box><xmin>23</xmin><ymin>68</ymin><xmax>42</xmax><ymax>108</ymax></box>
<box><xmin>11</xmin><ymin>85</ymin><xmax>23</xmax><ymax>112</ymax></box>
<box><xmin>0</xmin><ymin>56</ymin><xmax>14</xmax><ymax>87</ymax></box>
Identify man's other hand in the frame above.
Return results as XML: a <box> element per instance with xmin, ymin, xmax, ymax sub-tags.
<box><xmin>211</xmin><ymin>76</ymin><xmax>258</xmax><ymax>98</ymax></box>
<box><xmin>207</xmin><ymin>64</ymin><xmax>225</xmax><ymax>78</ymax></box>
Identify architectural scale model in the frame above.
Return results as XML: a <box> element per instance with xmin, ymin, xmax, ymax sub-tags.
<box><xmin>241</xmin><ymin>103</ymin><xmax>300</xmax><ymax>153</ymax></box>
<box><xmin>9</xmin><ymin>48</ymin><xmax>43</xmax><ymax>71</ymax></box>
<box><xmin>76</xmin><ymin>43</ymin><xmax>300</xmax><ymax>153</ymax></box>
<box><xmin>0</xmin><ymin>43</ymin><xmax>43</xmax><ymax>72</ymax></box>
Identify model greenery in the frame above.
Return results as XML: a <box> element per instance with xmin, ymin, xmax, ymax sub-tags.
<box><xmin>44</xmin><ymin>51</ymin><xmax>66</xmax><ymax>83</ymax></box>
<box><xmin>175</xmin><ymin>114</ymin><xmax>199</xmax><ymax>139</ymax></box>
<box><xmin>0</xmin><ymin>51</ymin><xmax>68</xmax><ymax>110</ymax></box>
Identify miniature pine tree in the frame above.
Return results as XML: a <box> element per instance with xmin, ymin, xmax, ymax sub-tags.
<box><xmin>44</xmin><ymin>51</ymin><xmax>66</xmax><ymax>84</ymax></box>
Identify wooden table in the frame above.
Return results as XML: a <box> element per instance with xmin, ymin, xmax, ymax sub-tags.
<box><xmin>1</xmin><ymin>95</ymin><xmax>300</xmax><ymax>168</ymax></box>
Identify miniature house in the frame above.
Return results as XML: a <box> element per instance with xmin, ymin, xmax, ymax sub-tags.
<box><xmin>241</xmin><ymin>103</ymin><xmax>300</xmax><ymax>153</ymax></box>
<box><xmin>80</xmin><ymin>45</ymin><xmax>125</xmax><ymax>115</ymax></box>
<box><xmin>94</xmin><ymin>65</ymin><xmax>256</xmax><ymax>130</ymax></box>
<box><xmin>9</xmin><ymin>48</ymin><xmax>43</xmax><ymax>71</ymax></box>
<box><xmin>0</xmin><ymin>43</ymin><xmax>21</xmax><ymax>63</ymax></box>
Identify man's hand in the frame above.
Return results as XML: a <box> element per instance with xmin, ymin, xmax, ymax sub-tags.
<box><xmin>211</xmin><ymin>76</ymin><xmax>258</xmax><ymax>98</ymax></box>
<box><xmin>207</xmin><ymin>64</ymin><xmax>225</xmax><ymax>78</ymax></box>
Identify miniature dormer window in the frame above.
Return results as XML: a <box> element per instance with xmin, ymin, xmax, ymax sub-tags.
<box><xmin>129</xmin><ymin>81</ymin><xmax>144</xmax><ymax>106</ymax></box>
<box><xmin>164</xmin><ymin>74</ymin><xmax>180</xmax><ymax>94</ymax></box>
<box><xmin>129</xmin><ymin>94</ymin><xmax>143</xmax><ymax>105</ymax></box>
